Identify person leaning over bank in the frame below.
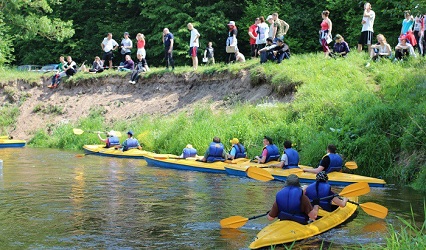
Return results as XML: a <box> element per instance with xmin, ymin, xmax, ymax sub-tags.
<box><xmin>115</xmin><ymin>130</ymin><xmax>142</xmax><ymax>151</ymax></box>
<box><xmin>303</xmin><ymin>144</ymin><xmax>343</xmax><ymax>174</ymax></box>
<box><xmin>228</xmin><ymin>138</ymin><xmax>246</xmax><ymax>160</ymax></box>
<box><xmin>98</xmin><ymin>131</ymin><xmax>120</xmax><ymax>148</ymax></box>
<box><xmin>267</xmin><ymin>174</ymin><xmax>319</xmax><ymax>224</ymax></box>
<box><xmin>269</xmin><ymin>140</ymin><xmax>299</xmax><ymax>169</ymax></box>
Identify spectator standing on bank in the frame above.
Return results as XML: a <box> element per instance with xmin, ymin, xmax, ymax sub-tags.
<box><xmin>120</xmin><ymin>32</ymin><xmax>133</xmax><ymax>63</ymax></box>
<box><xmin>272</xmin><ymin>13</ymin><xmax>289</xmax><ymax>42</ymax></box>
<box><xmin>248</xmin><ymin>17</ymin><xmax>260</xmax><ymax>58</ymax></box>
<box><xmin>187</xmin><ymin>23</ymin><xmax>200</xmax><ymax>70</ymax></box>
<box><xmin>226</xmin><ymin>21</ymin><xmax>238</xmax><ymax>63</ymax></box>
<box><xmin>319</xmin><ymin>10</ymin><xmax>332</xmax><ymax>58</ymax></box>
<box><xmin>136</xmin><ymin>33</ymin><xmax>146</xmax><ymax>58</ymax></box>
<box><xmin>163</xmin><ymin>28</ymin><xmax>175</xmax><ymax>70</ymax></box>
<box><xmin>267</xmin><ymin>15</ymin><xmax>275</xmax><ymax>40</ymax></box>
<box><xmin>357</xmin><ymin>2</ymin><xmax>375</xmax><ymax>53</ymax></box>
<box><xmin>256</xmin><ymin>16</ymin><xmax>269</xmax><ymax>51</ymax></box>
<box><xmin>203</xmin><ymin>42</ymin><xmax>215</xmax><ymax>65</ymax></box>
<box><xmin>101</xmin><ymin>33</ymin><xmax>119</xmax><ymax>70</ymax></box>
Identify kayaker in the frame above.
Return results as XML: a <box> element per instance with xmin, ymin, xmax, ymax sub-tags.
<box><xmin>303</xmin><ymin>144</ymin><xmax>343</xmax><ymax>174</ymax></box>
<box><xmin>267</xmin><ymin>174</ymin><xmax>319</xmax><ymax>224</ymax></box>
<box><xmin>115</xmin><ymin>130</ymin><xmax>142</xmax><ymax>151</ymax></box>
<box><xmin>200</xmin><ymin>136</ymin><xmax>227</xmax><ymax>162</ymax></box>
<box><xmin>97</xmin><ymin>130</ymin><xmax>120</xmax><ymax>148</ymax></box>
<box><xmin>228</xmin><ymin>138</ymin><xmax>247</xmax><ymax>160</ymax></box>
<box><xmin>180</xmin><ymin>144</ymin><xmax>198</xmax><ymax>159</ymax></box>
<box><xmin>269</xmin><ymin>140</ymin><xmax>299</xmax><ymax>169</ymax></box>
<box><xmin>255</xmin><ymin>136</ymin><xmax>280</xmax><ymax>163</ymax></box>
<box><xmin>304</xmin><ymin>171</ymin><xmax>348</xmax><ymax>212</ymax></box>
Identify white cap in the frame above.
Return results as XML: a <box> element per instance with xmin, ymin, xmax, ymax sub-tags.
<box><xmin>267</xmin><ymin>15</ymin><xmax>273</xmax><ymax>20</ymax></box>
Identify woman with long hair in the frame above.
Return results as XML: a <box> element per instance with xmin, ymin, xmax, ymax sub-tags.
<box><xmin>319</xmin><ymin>10</ymin><xmax>332</xmax><ymax>58</ymax></box>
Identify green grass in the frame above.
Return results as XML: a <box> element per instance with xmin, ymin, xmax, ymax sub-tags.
<box><xmin>2</xmin><ymin>53</ymin><xmax>425</xmax><ymax>190</ymax></box>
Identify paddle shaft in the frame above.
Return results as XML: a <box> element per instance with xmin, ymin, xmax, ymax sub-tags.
<box><xmin>248</xmin><ymin>211</ymin><xmax>270</xmax><ymax>220</ymax></box>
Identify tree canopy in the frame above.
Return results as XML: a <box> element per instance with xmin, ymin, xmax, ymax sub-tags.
<box><xmin>2</xmin><ymin>0</ymin><xmax>424</xmax><ymax>67</ymax></box>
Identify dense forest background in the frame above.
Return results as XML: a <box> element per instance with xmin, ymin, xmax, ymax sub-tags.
<box><xmin>1</xmin><ymin>0</ymin><xmax>425</xmax><ymax>67</ymax></box>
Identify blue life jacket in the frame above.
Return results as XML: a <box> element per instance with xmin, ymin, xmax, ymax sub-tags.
<box><xmin>182</xmin><ymin>147</ymin><xmax>197</xmax><ymax>158</ymax></box>
<box><xmin>232</xmin><ymin>144</ymin><xmax>246</xmax><ymax>159</ymax></box>
<box><xmin>263</xmin><ymin>144</ymin><xmax>280</xmax><ymax>163</ymax></box>
<box><xmin>284</xmin><ymin>148</ymin><xmax>299</xmax><ymax>168</ymax></box>
<box><xmin>107</xmin><ymin>136</ymin><xmax>120</xmax><ymax>148</ymax></box>
<box><xmin>206</xmin><ymin>142</ymin><xmax>225</xmax><ymax>162</ymax></box>
<box><xmin>124</xmin><ymin>138</ymin><xmax>139</xmax><ymax>150</ymax></box>
<box><xmin>305</xmin><ymin>182</ymin><xmax>333</xmax><ymax>212</ymax></box>
<box><xmin>326</xmin><ymin>153</ymin><xmax>343</xmax><ymax>173</ymax></box>
<box><xmin>276</xmin><ymin>186</ymin><xmax>309</xmax><ymax>224</ymax></box>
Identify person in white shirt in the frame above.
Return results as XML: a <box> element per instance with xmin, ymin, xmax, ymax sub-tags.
<box><xmin>187</xmin><ymin>23</ymin><xmax>200</xmax><ymax>70</ymax></box>
<box><xmin>255</xmin><ymin>16</ymin><xmax>269</xmax><ymax>51</ymax></box>
<box><xmin>101</xmin><ymin>33</ymin><xmax>119</xmax><ymax>70</ymax></box>
<box><xmin>395</xmin><ymin>35</ymin><xmax>417</xmax><ymax>60</ymax></box>
<box><xmin>357</xmin><ymin>2</ymin><xmax>375</xmax><ymax>53</ymax></box>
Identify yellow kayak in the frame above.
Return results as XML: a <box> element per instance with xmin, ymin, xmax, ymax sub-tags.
<box><xmin>225</xmin><ymin>162</ymin><xmax>386</xmax><ymax>187</ymax></box>
<box><xmin>0</xmin><ymin>138</ymin><xmax>26</xmax><ymax>148</ymax></box>
<box><xmin>249</xmin><ymin>197</ymin><xmax>358</xmax><ymax>249</ymax></box>
<box><xmin>83</xmin><ymin>144</ymin><xmax>153</xmax><ymax>159</ymax></box>
<box><xmin>144</xmin><ymin>154</ymin><xmax>250</xmax><ymax>174</ymax></box>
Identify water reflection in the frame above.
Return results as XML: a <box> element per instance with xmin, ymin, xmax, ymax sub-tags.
<box><xmin>0</xmin><ymin>148</ymin><xmax>424</xmax><ymax>249</ymax></box>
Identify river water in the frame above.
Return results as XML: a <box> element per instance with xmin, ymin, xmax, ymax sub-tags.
<box><xmin>0</xmin><ymin>148</ymin><xmax>424</xmax><ymax>249</ymax></box>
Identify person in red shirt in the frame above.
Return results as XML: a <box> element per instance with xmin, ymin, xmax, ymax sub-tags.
<box><xmin>248</xmin><ymin>17</ymin><xmax>260</xmax><ymax>58</ymax></box>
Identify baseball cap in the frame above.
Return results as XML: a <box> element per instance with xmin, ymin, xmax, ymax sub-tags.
<box><xmin>127</xmin><ymin>130</ymin><xmax>133</xmax><ymax>136</ymax></box>
<box><xmin>124</xmin><ymin>32</ymin><xmax>129</xmax><ymax>36</ymax></box>
<box><xmin>227</xmin><ymin>21</ymin><xmax>235</xmax><ymax>26</ymax></box>
<box><xmin>267</xmin><ymin>15</ymin><xmax>273</xmax><ymax>20</ymax></box>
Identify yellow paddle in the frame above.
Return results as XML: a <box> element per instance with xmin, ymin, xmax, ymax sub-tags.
<box><xmin>345</xmin><ymin>161</ymin><xmax>358</xmax><ymax>170</ymax></box>
<box><xmin>72</xmin><ymin>128</ymin><xmax>122</xmax><ymax>137</ymax></box>
<box><xmin>220</xmin><ymin>181</ymin><xmax>371</xmax><ymax>229</ymax></box>
<box><xmin>347</xmin><ymin>201</ymin><xmax>388</xmax><ymax>219</ymax></box>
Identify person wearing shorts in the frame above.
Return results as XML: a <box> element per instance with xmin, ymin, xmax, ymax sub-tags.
<box><xmin>101</xmin><ymin>33</ymin><xmax>119</xmax><ymax>69</ymax></box>
<box><xmin>357</xmin><ymin>2</ymin><xmax>375</xmax><ymax>53</ymax></box>
<box><xmin>187</xmin><ymin>23</ymin><xmax>200</xmax><ymax>70</ymax></box>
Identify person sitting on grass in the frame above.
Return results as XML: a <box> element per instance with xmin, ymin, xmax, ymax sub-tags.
<box><xmin>129</xmin><ymin>53</ymin><xmax>149</xmax><ymax>84</ymax></box>
<box><xmin>115</xmin><ymin>130</ymin><xmax>142</xmax><ymax>151</ymax></box>
<box><xmin>118</xmin><ymin>55</ymin><xmax>134</xmax><ymax>72</ymax></box>
<box><xmin>89</xmin><ymin>56</ymin><xmax>104</xmax><ymax>73</ymax></box>
<box><xmin>370</xmin><ymin>34</ymin><xmax>392</xmax><ymax>61</ymax></box>
<box><xmin>48</xmin><ymin>56</ymin><xmax>66</xmax><ymax>88</ymax></box>
<box><xmin>330</xmin><ymin>34</ymin><xmax>350</xmax><ymax>58</ymax></box>
<box><xmin>200</xmin><ymin>137</ymin><xmax>227</xmax><ymax>162</ymax></box>
<box><xmin>255</xmin><ymin>136</ymin><xmax>281</xmax><ymax>163</ymax></box>
<box><xmin>395</xmin><ymin>35</ymin><xmax>416</xmax><ymax>61</ymax></box>
<box><xmin>98</xmin><ymin>131</ymin><xmax>120</xmax><ymax>148</ymax></box>
<box><xmin>48</xmin><ymin>56</ymin><xmax>77</xmax><ymax>89</ymax></box>
<box><xmin>179</xmin><ymin>144</ymin><xmax>198</xmax><ymax>159</ymax></box>
<box><xmin>304</xmin><ymin>171</ymin><xmax>348</xmax><ymax>212</ymax></box>
<box><xmin>228</xmin><ymin>138</ymin><xmax>246</xmax><ymax>160</ymax></box>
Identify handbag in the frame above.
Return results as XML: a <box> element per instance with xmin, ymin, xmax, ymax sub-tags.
<box><xmin>226</xmin><ymin>45</ymin><xmax>237</xmax><ymax>53</ymax></box>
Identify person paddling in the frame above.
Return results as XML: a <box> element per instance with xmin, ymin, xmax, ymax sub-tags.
<box><xmin>304</xmin><ymin>171</ymin><xmax>348</xmax><ymax>212</ymax></box>
<box><xmin>269</xmin><ymin>140</ymin><xmax>299</xmax><ymax>169</ymax></box>
<box><xmin>115</xmin><ymin>130</ymin><xmax>142</xmax><ymax>151</ymax></box>
<box><xmin>267</xmin><ymin>174</ymin><xmax>319</xmax><ymax>224</ymax></box>
<box><xmin>303</xmin><ymin>144</ymin><xmax>343</xmax><ymax>174</ymax></box>
<box><xmin>180</xmin><ymin>144</ymin><xmax>198</xmax><ymax>159</ymax></box>
<box><xmin>98</xmin><ymin>130</ymin><xmax>120</xmax><ymax>148</ymax></box>
<box><xmin>200</xmin><ymin>136</ymin><xmax>227</xmax><ymax>162</ymax></box>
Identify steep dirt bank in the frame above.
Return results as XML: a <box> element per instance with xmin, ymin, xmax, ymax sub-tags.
<box><xmin>1</xmin><ymin>71</ymin><xmax>294</xmax><ymax>140</ymax></box>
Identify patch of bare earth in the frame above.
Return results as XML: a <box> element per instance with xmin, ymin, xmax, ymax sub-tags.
<box><xmin>1</xmin><ymin>70</ymin><xmax>294</xmax><ymax>140</ymax></box>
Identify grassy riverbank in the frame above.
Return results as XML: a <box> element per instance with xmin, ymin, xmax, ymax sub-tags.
<box><xmin>1</xmin><ymin>52</ymin><xmax>425</xmax><ymax>191</ymax></box>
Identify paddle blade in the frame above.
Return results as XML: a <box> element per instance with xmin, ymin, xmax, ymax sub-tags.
<box><xmin>73</xmin><ymin>128</ymin><xmax>84</xmax><ymax>135</ymax></box>
<box><xmin>339</xmin><ymin>182</ymin><xmax>370</xmax><ymax>197</ymax></box>
<box><xmin>220</xmin><ymin>216</ymin><xmax>249</xmax><ymax>229</ymax></box>
<box><xmin>345</xmin><ymin>161</ymin><xmax>358</xmax><ymax>170</ymax></box>
<box><xmin>359</xmin><ymin>202</ymin><xmax>388</xmax><ymax>219</ymax></box>
<box><xmin>247</xmin><ymin>167</ymin><xmax>275</xmax><ymax>182</ymax></box>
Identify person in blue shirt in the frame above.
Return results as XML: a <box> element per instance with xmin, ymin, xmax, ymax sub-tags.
<box><xmin>270</xmin><ymin>140</ymin><xmax>300</xmax><ymax>169</ymax></box>
<box><xmin>228</xmin><ymin>138</ymin><xmax>247</xmax><ymax>160</ymax></box>
<box><xmin>163</xmin><ymin>28</ymin><xmax>175</xmax><ymax>70</ymax></box>
<box><xmin>115</xmin><ymin>130</ymin><xmax>142</xmax><ymax>151</ymax></box>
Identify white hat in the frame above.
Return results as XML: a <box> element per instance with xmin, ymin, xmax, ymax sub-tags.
<box><xmin>108</xmin><ymin>130</ymin><xmax>116</xmax><ymax>137</ymax></box>
<box><xmin>227</xmin><ymin>21</ymin><xmax>235</xmax><ymax>26</ymax></box>
<box><xmin>267</xmin><ymin>15</ymin><xmax>273</xmax><ymax>20</ymax></box>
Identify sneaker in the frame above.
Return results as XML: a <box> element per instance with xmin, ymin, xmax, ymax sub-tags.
<box><xmin>365</xmin><ymin>62</ymin><xmax>370</xmax><ymax>67</ymax></box>
<box><xmin>47</xmin><ymin>85</ymin><xmax>53</xmax><ymax>89</ymax></box>
<box><xmin>129</xmin><ymin>80</ymin><xmax>133</xmax><ymax>84</ymax></box>
<box><xmin>131</xmin><ymin>81</ymin><xmax>136</xmax><ymax>85</ymax></box>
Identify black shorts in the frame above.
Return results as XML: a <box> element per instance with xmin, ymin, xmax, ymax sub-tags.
<box><xmin>358</xmin><ymin>31</ymin><xmax>374</xmax><ymax>45</ymax></box>
<box><xmin>103</xmin><ymin>51</ymin><xmax>113</xmax><ymax>62</ymax></box>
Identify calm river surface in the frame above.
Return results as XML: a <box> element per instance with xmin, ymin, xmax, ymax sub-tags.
<box><xmin>0</xmin><ymin>148</ymin><xmax>424</xmax><ymax>249</ymax></box>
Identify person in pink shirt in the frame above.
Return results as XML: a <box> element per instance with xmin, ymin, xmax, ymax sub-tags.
<box><xmin>319</xmin><ymin>10</ymin><xmax>332</xmax><ymax>58</ymax></box>
<box><xmin>248</xmin><ymin>17</ymin><xmax>260</xmax><ymax>58</ymax></box>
